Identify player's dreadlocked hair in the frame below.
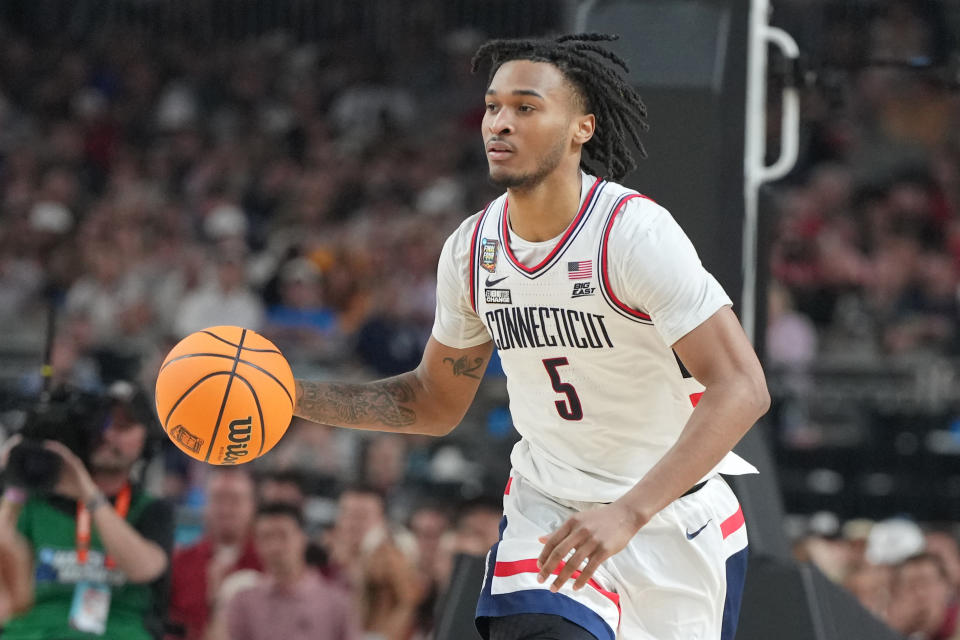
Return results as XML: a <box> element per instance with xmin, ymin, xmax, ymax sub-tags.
<box><xmin>471</xmin><ymin>33</ymin><xmax>648</xmax><ymax>181</ymax></box>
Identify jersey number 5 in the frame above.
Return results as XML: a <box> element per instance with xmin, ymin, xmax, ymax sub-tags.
<box><xmin>542</xmin><ymin>358</ymin><xmax>583</xmax><ymax>421</ymax></box>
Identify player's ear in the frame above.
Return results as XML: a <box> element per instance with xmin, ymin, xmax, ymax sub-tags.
<box><xmin>572</xmin><ymin>113</ymin><xmax>595</xmax><ymax>145</ymax></box>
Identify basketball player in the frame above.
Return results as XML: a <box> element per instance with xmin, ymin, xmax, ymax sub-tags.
<box><xmin>293</xmin><ymin>34</ymin><xmax>769</xmax><ymax>640</ymax></box>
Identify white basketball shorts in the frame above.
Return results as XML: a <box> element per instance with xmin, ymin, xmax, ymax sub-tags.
<box><xmin>476</xmin><ymin>472</ymin><xmax>749</xmax><ymax>640</ymax></box>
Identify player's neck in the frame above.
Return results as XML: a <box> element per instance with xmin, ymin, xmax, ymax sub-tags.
<box><xmin>506</xmin><ymin>166</ymin><xmax>583</xmax><ymax>242</ymax></box>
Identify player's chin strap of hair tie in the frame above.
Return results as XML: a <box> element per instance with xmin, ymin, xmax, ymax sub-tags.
<box><xmin>76</xmin><ymin>483</ymin><xmax>131</xmax><ymax>568</ymax></box>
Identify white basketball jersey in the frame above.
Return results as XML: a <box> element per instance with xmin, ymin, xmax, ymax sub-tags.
<box><xmin>433</xmin><ymin>173</ymin><xmax>756</xmax><ymax>502</ymax></box>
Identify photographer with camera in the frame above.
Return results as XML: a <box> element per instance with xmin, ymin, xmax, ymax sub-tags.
<box><xmin>0</xmin><ymin>381</ymin><xmax>174</xmax><ymax>640</ymax></box>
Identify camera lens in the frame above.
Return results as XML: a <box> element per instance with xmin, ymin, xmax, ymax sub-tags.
<box><xmin>6</xmin><ymin>442</ymin><xmax>62</xmax><ymax>493</ymax></box>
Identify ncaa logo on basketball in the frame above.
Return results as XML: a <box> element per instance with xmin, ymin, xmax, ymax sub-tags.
<box><xmin>170</xmin><ymin>425</ymin><xmax>203</xmax><ymax>454</ymax></box>
<box><xmin>222</xmin><ymin>416</ymin><xmax>253</xmax><ymax>464</ymax></box>
<box><xmin>480</xmin><ymin>238</ymin><xmax>499</xmax><ymax>273</ymax></box>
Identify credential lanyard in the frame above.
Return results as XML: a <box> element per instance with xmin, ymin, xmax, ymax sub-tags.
<box><xmin>76</xmin><ymin>484</ymin><xmax>132</xmax><ymax>569</ymax></box>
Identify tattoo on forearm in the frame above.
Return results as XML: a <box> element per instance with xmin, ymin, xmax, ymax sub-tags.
<box><xmin>295</xmin><ymin>378</ymin><xmax>417</xmax><ymax>428</ymax></box>
<box><xmin>443</xmin><ymin>356</ymin><xmax>484</xmax><ymax>379</ymax></box>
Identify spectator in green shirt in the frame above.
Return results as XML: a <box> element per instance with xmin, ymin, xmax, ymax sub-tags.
<box><xmin>0</xmin><ymin>382</ymin><xmax>174</xmax><ymax>640</ymax></box>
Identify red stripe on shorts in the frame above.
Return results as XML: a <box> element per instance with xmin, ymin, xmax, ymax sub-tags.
<box><xmin>493</xmin><ymin>559</ymin><xmax>620</xmax><ymax>609</ymax></box>
<box><xmin>721</xmin><ymin>505</ymin><xmax>745</xmax><ymax>539</ymax></box>
<box><xmin>504</xmin><ymin>477</ymin><xmax>513</xmax><ymax>495</ymax></box>
<box><xmin>689</xmin><ymin>392</ymin><xmax>703</xmax><ymax>407</ymax></box>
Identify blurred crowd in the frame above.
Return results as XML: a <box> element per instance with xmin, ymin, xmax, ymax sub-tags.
<box><xmin>0</xmin><ymin>6</ymin><xmax>518</xmax><ymax>638</ymax></box>
<box><xmin>793</xmin><ymin>516</ymin><xmax>960</xmax><ymax>639</ymax></box>
<box><xmin>164</xmin><ymin>467</ymin><xmax>503</xmax><ymax>640</ymax></box>
<box><xmin>768</xmin><ymin>0</ymin><xmax>960</xmax><ymax>369</ymax></box>
<box><xmin>770</xmin><ymin>2</ymin><xmax>960</xmax><ymax>638</ymax></box>
<box><xmin>0</xmin><ymin>0</ymin><xmax>513</xmax><ymax>495</ymax></box>
<box><xmin>0</xmin><ymin>20</ymin><xmax>498</xmax><ymax>383</ymax></box>
<box><xmin>1</xmin><ymin>0</ymin><xmax>960</xmax><ymax>637</ymax></box>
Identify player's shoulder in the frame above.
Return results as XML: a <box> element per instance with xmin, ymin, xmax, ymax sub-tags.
<box><xmin>450</xmin><ymin>209</ymin><xmax>484</xmax><ymax>242</ymax></box>
<box><xmin>597</xmin><ymin>179</ymin><xmax>673</xmax><ymax>235</ymax></box>
<box><xmin>445</xmin><ymin>195</ymin><xmax>506</xmax><ymax>247</ymax></box>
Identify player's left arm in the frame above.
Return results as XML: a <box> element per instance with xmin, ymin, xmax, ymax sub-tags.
<box><xmin>538</xmin><ymin>307</ymin><xmax>769</xmax><ymax>591</ymax></box>
<box><xmin>538</xmin><ymin>306</ymin><xmax>770</xmax><ymax>591</ymax></box>
<box><xmin>622</xmin><ymin>305</ymin><xmax>769</xmax><ymax>519</ymax></box>
<box><xmin>539</xmin><ymin>200</ymin><xmax>769</xmax><ymax>591</ymax></box>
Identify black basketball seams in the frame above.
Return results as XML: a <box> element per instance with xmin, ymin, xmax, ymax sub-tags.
<box><xmin>159</xmin><ymin>352</ymin><xmax>232</xmax><ymax>374</ymax></box>
<box><xmin>163</xmin><ymin>371</ymin><xmax>233</xmax><ymax>431</ymax></box>
<box><xmin>235</xmin><ymin>360</ymin><xmax>293</xmax><ymax>409</ymax></box>
<box><xmin>204</xmin><ymin>329</ymin><xmax>246</xmax><ymax>463</ymax></box>
<box><xmin>158</xmin><ymin>352</ymin><xmax>293</xmax><ymax>408</ymax></box>
<box><xmin>164</xmin><ymin>371</ymin><xmax>265</xmax><ymax>457</ymax></box>
<box><xmin>200</xmin><ymin>330</ymin><xmax>282</xmax><ymax>354</ymax></box>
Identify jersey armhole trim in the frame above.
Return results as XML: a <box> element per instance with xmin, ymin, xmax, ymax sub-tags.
<box><xmin>470</xmin><ymin>201</ymin><xmax>496</xmax><ymax>313</ymax></box>
<box><xmin>598</xmin><ymin>193</ymin><xmax>655</xmax><ymax>323</ymax></box>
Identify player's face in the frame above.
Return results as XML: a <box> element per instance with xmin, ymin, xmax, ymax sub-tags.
<box><xmin>483</xmin><ymin>60</ymin><xmax>585</xmax><ymax>190</ymax></box>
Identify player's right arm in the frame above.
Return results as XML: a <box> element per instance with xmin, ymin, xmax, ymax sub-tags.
<box><xmin>293</xmin><ymin>337</ymin><xmax>493</xmax><ymax>436</ymax></box>
<box><xmin>294</xmin><ymin>213</ymin><xmax>493</xmax><ymax>437</ymax></box>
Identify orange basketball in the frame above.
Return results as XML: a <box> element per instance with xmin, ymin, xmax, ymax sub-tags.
<box><xmin>155</xmin><ymin>326</ymin><xmax>295</xmax><ymax>465</ymax></box>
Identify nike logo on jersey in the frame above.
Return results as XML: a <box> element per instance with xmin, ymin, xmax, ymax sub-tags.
<box><xmin>686</xmin><ymin>520</ymin><xmax>712</xmax><ymax>540</ymax></box>
<box><xmin>485</xmin><ymin>275</ymin><xmax>508</xmax><ymax>287</ymax></box>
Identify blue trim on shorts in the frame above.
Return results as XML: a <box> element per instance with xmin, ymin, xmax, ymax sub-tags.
<box><xmin>477</xmin><ymin>589</ymin><xmax>614</xmax><ymax>640</ymax></box>
<box><xmin>721</xmin><ymin>547</ymin><xmax>748</xmax><ymax>640</ymax></box>
<box><xmin>475</xmin><ymin>515</ymin><xmax>613</xmax><ymax>640</ymax></box>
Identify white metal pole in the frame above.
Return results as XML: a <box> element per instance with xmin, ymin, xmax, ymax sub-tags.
<box><xmin>743</xmin><ymin>0</ymin><xmax>800</xmax><ymax>345</ymax></box>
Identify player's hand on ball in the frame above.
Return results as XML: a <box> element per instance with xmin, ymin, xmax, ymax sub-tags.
<box><xmin>536</xmin><ymin>502</ymin><xmax>641</xmax><ymax>593</ymax></box>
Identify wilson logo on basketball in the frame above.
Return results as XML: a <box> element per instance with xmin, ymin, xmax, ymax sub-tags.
<box><xmin>222</xmin><ymin>416</ymin><xmax>253</xmax><ymax>464</ymax></box>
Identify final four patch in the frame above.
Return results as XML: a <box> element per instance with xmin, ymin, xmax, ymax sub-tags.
<box><xmin>480</xmin><ymin>238</ymin><xmax>499</xmax><ymax>273</ymax></box>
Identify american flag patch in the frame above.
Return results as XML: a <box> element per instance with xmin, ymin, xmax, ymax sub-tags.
<box><xmin>567</xmin><ymin>260</ymin><xmax>592</xmax><ymax>280</ymax></box>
